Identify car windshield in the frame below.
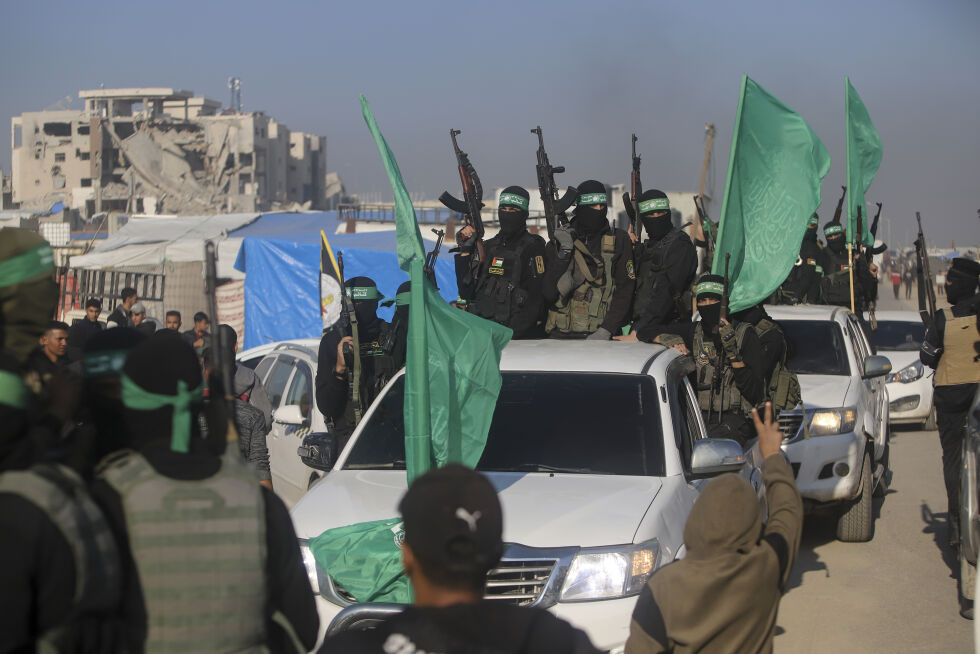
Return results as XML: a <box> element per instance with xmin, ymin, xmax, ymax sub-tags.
<box><xmin>780</xmin><ymin>320</ymin><xmax>851</xmax><ymax>376</ymax></box>
<box><xmin>344</xmin><ymin>372</ymin><xmax>665</xmax><ymax>476</ymax></box>
<box><xmin>870</xmin><ymin>320</ymin><xmax>926</xmax><ymax>351</ymax></box>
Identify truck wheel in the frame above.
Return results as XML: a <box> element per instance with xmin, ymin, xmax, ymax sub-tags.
<box><xmin>837</xmin><ymin>453</ymin><xmax>874</xmax><ymax>542</ymax></box>
<box><xmin>923</xmin><ymin>408</ymin><xmax>937</xmax><ymax>432</ymax></box>
<box><xmin>961</xmin><ymin>544</ymin><xmax>977</xmax><ymax>603</ymax></box>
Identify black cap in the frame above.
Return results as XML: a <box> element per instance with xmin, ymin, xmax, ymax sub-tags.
<box><xmin>399</xmin><ymin>464</ymin><xmax>503</xmax><ymax>575</ymax></box>
<box><xmin>948</xmin><ymin>257</ymin><xmax>980</xmax><ymax>281</ymax></box>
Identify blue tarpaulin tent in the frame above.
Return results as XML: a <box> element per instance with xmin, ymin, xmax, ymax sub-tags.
<box><xmin>232</xmin><ymin>212</ymin><xmax>458</xmax><ymax>349</ymax></box>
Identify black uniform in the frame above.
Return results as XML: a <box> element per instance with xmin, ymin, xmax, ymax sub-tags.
<box><xmin>920</xmin><ymin>260</ymin><xmax>980</xmax><ymax>545</ymax></box>
<box><xmin>456</xmin><ymin>230</ymin><xmax>546</xmax><ymax>339</ymax></box>
<box><xmin>105</xmin><ymin>305</ymin><xmax>132</xmax><ymax>328</ymax></box>
<box><xmin>731</xmin><ymin>305</ymin><xmax>785</xmax><ymax>383</ymax></box>
<box><xmin>818</xmin><ymin>241</ymin><xmax>876</xmax><ymax>309</ymax></box>
<box><xmin>775</xmin><ymin>225</ymin><xmax>823</xmax><ymax>304</ymax></box>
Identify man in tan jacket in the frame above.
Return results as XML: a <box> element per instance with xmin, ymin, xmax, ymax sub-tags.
<box><xmin>626</xmin><ymin>402</ymin><xmax>803</xmax><ymax>654</ymax></box>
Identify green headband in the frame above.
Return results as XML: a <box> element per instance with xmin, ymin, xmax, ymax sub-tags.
<box><xmin>348</xmin><ymin>286</ymin><xmax>383</xmax><ymax>301</ymax></box>
<box><xmin>0</xmin><ymin>370</ymin><xmax>29</xmax><ymax>409</ymax></box>
<box><xmin>824</xmin><ymin>224</ymin><xmax>844</xmax><ymax>236</ymax></box>
<box><xmin>808</xmin><ymin>215</ymin><xmax>819</xmax><ymax>227</ymax></box>
<box><xmin>395</xmin><ymin>291</ymin><xmax>411</xmax><ymax>306</ymax></box>
<box><xmin>696</xmin><ymin>281</ymin><xmax>724</xmax><ymax>297</ymax></box>
<box><xmin>577</xmin><ymin>193</ymin><xmax>607</xmax><ymax>206</ymax></box>
<box><xmin>638</xmin><ymin>197</ymin><xmax>670</xmax><ymax>214</ymax></box>
<box><xmin>120</xmin><ymin>374</ymin><xmax>203</xmax><ymax>453</ymax></box>
<box><xmin>0</xmin><ymin>243</ymin><xmax>54</xmax><ymax>288</ymax></box>
<box><xmin>83</xmin><ymin>349</ymin><xmax>129</xmax><ymax>379</ymax></box>
<box><xmin>499</xmin><ymin>193</ymin><xmax>529</xmax><ymax>210</ymax></box>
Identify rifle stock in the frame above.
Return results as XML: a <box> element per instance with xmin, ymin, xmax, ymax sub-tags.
<box><xmin>336</xmin><ymin>251</ymin><xmax>363</xmax><ymax>423</ymax></box>
<box><xmin>915</xmin><ymin>212</ymin><xmax>937</xmax><ymax>331</ymax></box>
<box><xmin>629</xmin><ymin>134</ymin><xmax>641</xmax><ymax>240</ymax></box>
<box><xmin>440</xmin><ymin>129</ymin><xmax>485</xmax><ymax>261</ymax></box>
<box><xmin>424</xmin><ymin>228</ymin><xmax>445</xmax><ymax>290</ymax></box>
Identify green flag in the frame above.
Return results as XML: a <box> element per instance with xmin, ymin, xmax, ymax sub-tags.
<box><xmin>712</xmin><ymin>75</ymin><xmax>831</xmax><ymax>313</ymax></box>
<box><xmin>360</xmin><ymin>94</ymin><xmax>512</xmax><ymax>481</ymax></box>
<box><xmin>845</xmin><ymin>77</ymin><xmax>882</xmax><ymax>246</ymax></box>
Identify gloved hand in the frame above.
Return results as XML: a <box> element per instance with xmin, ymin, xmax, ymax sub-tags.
<box><xmin>554</xmin><ymin>225</ymin><xmax>575</xmax><ymax>256</ymax></box>
<box><xmin>718</xmin><ymin>321</ymin><xmax>739</xmax><ymax>360</ymax></box>
<box><xmin>587</xmin><ymin>327</ymin><xmax>612</xmax><ymax>341</ymax></box>
<box><xmin>456</xmin><ymin>227</ymin><xmax>476</xmax><ymax>252</ymax></box>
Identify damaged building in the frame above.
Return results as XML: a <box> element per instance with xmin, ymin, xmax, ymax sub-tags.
<box><xmin>10</xmin><ymin>87</ymin><xmax>326</xmax><ymax>216</ymax></box>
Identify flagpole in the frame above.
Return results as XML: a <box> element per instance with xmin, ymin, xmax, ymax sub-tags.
<box><xmin>712</xmin><ymin>74</ymin><xmax>748</xmax><ymax>275</ymax></box>
<box><xmin>848</xmin><ymin>242</ymin><xmax>856</xmax><ymax>313</ymax></box>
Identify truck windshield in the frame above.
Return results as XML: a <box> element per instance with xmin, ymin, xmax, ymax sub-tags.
<box><xmin>870</xmin><ymin>320</ymin><xmax>925</xmax><ymax>351</ymax></box>
<box><xmin>344</xmin><ymin>372</ymin><xmax>665</xmax><ymax>476</ymax></box>
<box><xmin>780</xmin><ymin>320</ymin><xmax>851</xmax><ymax>376</ymax></box>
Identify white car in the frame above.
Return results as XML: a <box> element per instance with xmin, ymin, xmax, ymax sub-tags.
<box><xmin>765</xmin><ymin>305</ymin><xmax>892</xmax><ymax>542</ymax></box>
<box><xmin>290</xmin><ymin>340</ymin><xmax>766</xmax><ymax>651</ymax></box>
<box><xmin>867</xmin><ymin>310</ymin><xmax>936</xmax><ymax>430</ymax></box>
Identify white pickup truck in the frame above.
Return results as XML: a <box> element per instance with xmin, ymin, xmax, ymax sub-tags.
<box><xmin>288</xmin><ymin>340</ymin><xmax>766</xmax><ymax>652</ymax></box>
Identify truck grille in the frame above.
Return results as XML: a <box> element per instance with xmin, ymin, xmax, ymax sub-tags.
<box><xmin>333</xmin><ymin>558</ymin><xmax>557</xmax><ymax>607</ymax></box>
<box><xmin>484</xmin><ymin>559</ymin><xmax>556</xmax><ymax>606</ymax></box>
<box><xmin>778</xmin><ymin>412</ymin><xmax>804</xmax><ymax>440</ymax></box>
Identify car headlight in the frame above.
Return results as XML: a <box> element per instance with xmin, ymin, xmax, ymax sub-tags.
<box><xmin>559</xmin><ymin>540</ymin><xmax>660</xmax><ymax>602</ymax></box>
<box><xmin>806</xmin><ymin>407</ymin><xmax>858</xmax><ymax>436</ymax></box>
<box><xmin>888</xmin><ymin>360</ymin><xmax>923</xmax><ymax>384</ymax></box>
<box><xmin>298</xmin><ymin>539</ymin><xmax>321</xmax><ymax>595</ymax></box>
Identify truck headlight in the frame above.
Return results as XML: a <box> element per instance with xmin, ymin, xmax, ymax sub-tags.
<box><xmin>559</xmin><ymin>540</ymin><xmax>660</xmax><ymax>602</ymax></box>
<box><xmin>807</xmin><ymin>407</ymin><xmax>858</xmax><ymax>436</ymax></box>
<box><xmin>298</xmin><ymin>539</ymin><xmax>321</xmax><ymax>595</ymax></box>
<box><xmin>888</xmin><ymin>360</ymin><xmax>923</xmax><ymax>384</ymax></box>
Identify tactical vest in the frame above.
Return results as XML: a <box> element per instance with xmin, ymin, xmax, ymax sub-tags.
<box><xmin>819</xmin><ymin>250</ymin><xmax>853</xmax><ymax>305</ymax></box>
<box><xmin>935</xmin><ymin>308</ymin><xmax>980</xmax><ymax>386</ymax></box>
<box><xmin>754</xmin><ymin>319</ymin><xmax>802</xmax><ymax>411</ymax></box>
<box><xmin>0</xmin><ymin>463</ymin><xmax>122</xmax><ymax>651</ymax></box>
<box><xmin>100</xmin><ymin>450</ymin><xmax>268</xmax><ymax>653</ymax></box>
<box><xmin>546</xmin><ymin>234</ymin><xmax>617</xmax><ymax>334</ymax></box>
<box><xmin>694</xmin><ymin>323</ymin><xmax>756</xmax><ymax>418</ymax></box>
<box><xmin>471</xmin><ymin>233</ymin><xmax>538</xmax><ymax>327</ymax></box>
<box><xmin>632</xmin><ymin>229</ymin><xmax>694</xmax><ymax>322</ymax></box>
<box><xmin>338</xmin><ymin>322</ymin><xmax>401</xmax><ymax>440</ymax></box>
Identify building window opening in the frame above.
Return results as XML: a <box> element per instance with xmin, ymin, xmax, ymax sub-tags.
<box><xmin>77</xmin><ymin>124</ymin><xmax>90</xmax><ymax>135</ymax></box>
<box><xmin>54</xmin><ymin>152</ymin><xmax>66</xmax><ymax>162</ymax></box>
<box><xmin>81</xmin><ymin>178</ymin><xmax>92</xmax><ymax>187</ymax></box>
<box><xmin>43</xmin><ymin>122</ymin><xmax>71</xmax><ymax>137</ymax></box>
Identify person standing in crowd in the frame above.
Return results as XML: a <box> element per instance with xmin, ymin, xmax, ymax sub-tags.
<box><xmin>90</xmin><ymin>332</ymin><xmax>319</xmax><ymax>652</ymax></box>
<box><xmin>182</xmin><ymin>310</ymin><xmax>211</xmax><ymax>360</ymax></box>
<box><xmin>542</xmin><ymin>180</ymin><xmax>635</xmax><ymax>340</ymax></box>
<box><xmin>920</xmin><ymin>257</ymin><xmax>980</xmax><ymax>556</ymax></box>
<box><xmin>217</xmin><ymin>323</ymin><xmax>273</xmax><ymax>431</ymax></box>
<box><xmin>617</xmin><ymin>189</ymin><xmax>696</xmax><ymax>343</ymax></box>
<box><xmin>454</xmin><ymin>185</ymin><xmax>547</xmax><ymax>339</ymax></box>
<box><xmin>315</xmin><ymin>276</ymin><xmax>400</xmax><ymax>446</ymax></box>
<box><xmin>319</xmin><ymin>464</ymin><xmax>602</xmax><ymax>654</ymax></box>
<box><xmin>129</xmin><ymin>302</ymin><xmax>156</xmax><ymax>336</ymax></box>
<box><xmin>26</xmin><ymin>320</ymin><xmax>71</xmax><ymax>391</ymax></box>
<box><xmin>817</xmin><ymin>221</ymin><xmax>876</xmax><ymax>310</ymax></box>
<box><xmin>625</xmin><ymin>403</ymin><xmax>803</xmax><ymax>654</ymax></box>
<box><xmin>904</xmin><ymin>265</ymin><xmax>914</xmax><ymax>299</ymax></box>
<box><xmin>891</xmin><ymin>270</ymin><xmax>902</xmax><ymax>299</ymax></box>
<box><xmin>164</xmin><ymin>310</ymin><xmax>182</xmax><ymax>331</ymax></box>
<box><xmin>774</xmin><ymin>214</ymin><xmax>823</xmax><ymax>305</ymax></box>
<box><xmin>106</xmin><ymin>287</ymin><xmax>137</xmax><ymax>328</ymax></box>
<box><xmin>937</xmin><ymin>270</ymin><xmax>946</xmax><ymax>297</ymax></box>
<box><xmin>67</xmin><ymin>297</ymin><xmax>104</xmax><ymax>358</ymax></box>
<box><xmin>385</xmin><ymin>280</ymin><xmax>411</xmax><ymax>369</ymax></box>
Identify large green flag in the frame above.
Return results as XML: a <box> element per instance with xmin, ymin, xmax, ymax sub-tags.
<box><xmin>845</xmin><ymin>77</ymin><xmax>882</xmax><ymax>247</ymax></box>
<box><xmin>712</xmin><ymin>75</ymin><xmax>831</xmax><ymax>313</ymax></box>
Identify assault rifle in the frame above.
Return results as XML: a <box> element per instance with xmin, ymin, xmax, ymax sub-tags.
<box><xmin>531</xmin><ymin>126</ymin><xmax>578</xmax><ymax>242</ymax></box>
<box><xmin>707</xmin><ymin>253</ymin><xmax>732</xmax><ymax>425</ymax></box>
<box><xmin>914</xmin><ymin>212</ymin><xmax>937</xmax><ymax>332</ymax></box>
<box><xmin>336</xmin><ymin>251</ymin><xmax>363</xmax><ymax>424</ymax></box>
<box><xmin>439</xmin><ymin>129</ymin><xmax>485</xmax><ymax>262</ymax></box>
<box><xmin>831</xmin><ymin>185</ymin><xmax>847</xmax><ymax>226</ymax></box>
<box><xmin>693</xmin><ymin>195</ymin><xmax>714</xmax><ymax>258</ymax></box>
<box><xmin>424</xmin><ymin>228</ymin><xmax>445</xmax><ymax>290</ymax></box>
<box><xmin>621</xmin><ymin>134</ymin><xmax>642</xmax><ymax>240</ymax></box>
<box><xmin>865</xmin><ymin>202</ymin><xmax>887</xmax><ymax>262</ymax></box>
<box><xmin>856</xmin><ymin>206</ymin><xmax>877</xmax><ymax>329</ymax></box>
<box><xmin>204</xmin><ymin>240</ymin><xmax>234</xmax><ymax>445</ymax></box>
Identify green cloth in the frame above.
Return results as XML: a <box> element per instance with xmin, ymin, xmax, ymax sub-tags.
<box><xmin>639</xmin><ymin>197</ymin><xmax>670</xmax><ymax>213</ymax></box>
<box><xmin>498</xmin><ymin>193</ymin><xmax>529</xmax><ymax>210</ymax></box>
<box><xmin>349</xmin><ymin>286</ymin><xmax>384</xmax><ymax>301</ymax></box>
<box><xmin>577</xmin><ymin>192</ymin><xmax>607</xmax><ymax>206</ymax></box>
<box><xmin>712</xmin><ymin>75</ymin><xmax>831</xmax><ymax>313</ymax></box>
<box><xmin>394</xmin><ymin>291</ymin><xmax>411</xmax><ymax>306</ymax></box>
<box><xmin>845</xmin><ymin>77</ymin><xmax>882</xmax><ymax>247</ymax></box>
<box><xmin>309</xmin><ymin>518</ymin><xmax>412</xmax><ymax>604</ymax></box>
<box><xmin>120</xmin><ymin>374</ymin><xmax>203</xmax><ymax>453</ymax></box>
<box><xmin>0</xmin><ymin>243</ymin><xmax>54</xmax><ymax>288</ymax></box>
<box><xmin>0</xmin><ymin>370</ymin><xmax>29</xmax><ymax>409</ymax></box>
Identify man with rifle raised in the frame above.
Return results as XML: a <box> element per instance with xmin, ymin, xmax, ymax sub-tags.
<box><xmin>817</xmin><ymin>190</ymin><xmax>876</xmax><ymax>311</ymax></box>
<box><xmin>919</xmin><ymin>212</ymin><xmax>980</xmax><ymax>555</ymax></box>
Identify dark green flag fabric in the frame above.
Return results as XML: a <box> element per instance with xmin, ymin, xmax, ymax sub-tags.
<box><xmin>845</xmin><ymin>77</ymin><xmax>882</xmax><ymax>247</ymax></box>
<box><xmin>309</xmin><ymin>518</ymin><xmax>412</xmax><ymax>603</ymax></box>
<box><xmin>712</xmin><ymin>75</ymin><xmax>831</xmax><ymax>313</ymax></box>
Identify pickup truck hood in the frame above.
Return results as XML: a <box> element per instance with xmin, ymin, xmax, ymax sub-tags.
<box><xmin>291</xmin><ymin>470</ymin><xmax>663</xmax><ymax>548</ymax></box>
<box><xmin>799</xmin><ymin>374</ymin><xmax>853</xmax><ymax>409</ymax></box>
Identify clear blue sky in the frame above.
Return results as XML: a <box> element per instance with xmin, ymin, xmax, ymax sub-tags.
<box><xmin>2</xmin><ymin>0</ymin><xmax>977</xmax><ymax>246</ymax></box>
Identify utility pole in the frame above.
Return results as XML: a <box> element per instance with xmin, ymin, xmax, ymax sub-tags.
<box><xmin>698</xmin><ymin>123</ymin><xmax>715</xmax><ymax>204</ymax></box>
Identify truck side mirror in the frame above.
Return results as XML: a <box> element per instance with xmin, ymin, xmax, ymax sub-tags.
<box><xmin>691</xmin><ymin>438</ymin><xmax>746</xmax><ymax>478</ymax></box>
<box><xmin>297</xmin><ymin>432</ymin><xmax>338</xmax><ymax>472</ymax></box>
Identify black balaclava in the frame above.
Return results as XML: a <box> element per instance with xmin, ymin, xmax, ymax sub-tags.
<box><xmin>393</xmin><ymin>280</ymin><xmax>411</xmax><ymax>328</ymax></box>
<box><xmin>824</xmin><ymin>221</ymin><xmax>845</xmax><ymax>254</ymax></box>
<box><xmin>497</xmin><ymin>186</ymin><xmax>530</xmax><ymax>241</ymax></box>
<box><xmin>637</xmin><ymin>189</ymin><xmax>673</xmax><ymax>240</ymax></box>
<box><xmin>346</xmin><ymin>276</ymin><xmax>383</xmax><ymax>332</ymax></box>
<box><xmin>81</xmin><ymin>327</ymin><xmax>148</xmax><ymax>462</ymax></box>
<box><xmin>696</xmin><ymin>273</ymin><xmax>725</xmax><ymax>334</ymax></box>
<box><xmin>572</xmin><ymin>180</ymin><xmax>609</xmax><ymax>235</ymax></box>
<box><xmin>946</xmin><ymin>258</ymin><xmax>980</xmax><ymax>305</ymax></box>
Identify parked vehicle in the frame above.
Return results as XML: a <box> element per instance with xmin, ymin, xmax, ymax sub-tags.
<box><xmin>765</xmin><ymin>305</ymin><xmax>891</xmax><ymax>542</ymax></box>
<box><xmin>290</xmin><ymin>340</ymin><xmax>766</xmax><ymax>650</ymax></box>
<box><xmin>867</xmin><ymin>310</ymin><xmax>936</xmax><ymax>430</ymax></box>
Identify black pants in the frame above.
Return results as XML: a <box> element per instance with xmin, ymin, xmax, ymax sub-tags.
<box><xmin>935</xmin><ymin>383</ymin><xmax>978</xmax><ymax>526</ymax></box>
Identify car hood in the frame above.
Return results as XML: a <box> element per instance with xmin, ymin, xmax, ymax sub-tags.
<box><xmin>798</xmin><ymin>374</ymin><xmax>852</xmax><ymax>409</ymax></box>
<box><xmin>879</xmin><ymin>350</ymin><xmax>917</xmax><ymax>374</ymax></box>
<box><xmin>291</xmin><ymin>470</ymin><xmax>663</xmax><ymax>548</ymax></box>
